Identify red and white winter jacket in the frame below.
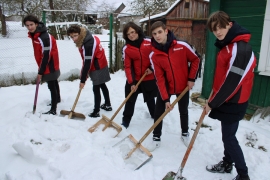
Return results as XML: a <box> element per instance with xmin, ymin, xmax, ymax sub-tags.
<box><xmin>78</xmin><ymin>29</ymin><xmax>108</xmax><ymax>83</ymax></box>
<box><xmin>28</xmin><ymin>23</ymin><xmax>60</xmax><ymax>75</ymax></box>
<box><xmin>150</xmin><ymin>31</ymin><xmax>200</xmax><ymax>101</ymax></box>
<box><xmin>208</xmin><ymin>33</ymin><xmax>257</xmax><ymax>108</ymax></box>
<box><xmin>122</xmin><ymin>38</ymin><xmax>155</xmax><ymax>85</ymax></box>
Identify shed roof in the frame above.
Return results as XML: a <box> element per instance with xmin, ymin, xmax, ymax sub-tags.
<box><xmin>139</xmin><ymin>0</ymin><xmax>209</xmax><ymax>23</ymax></box>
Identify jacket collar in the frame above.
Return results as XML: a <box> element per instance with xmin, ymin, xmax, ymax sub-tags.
<box><xmin>214</xmin><ymin>21</ymin><xmax>250</xmax><ymax>49</ymax></box>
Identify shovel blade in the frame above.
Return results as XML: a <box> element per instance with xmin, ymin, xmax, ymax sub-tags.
<box><xmin>163</xmin><ymin>171</ymin><xmax>176</xmax><ymax>180</ymax></box>
<box><xmin>60</xmin><ymin>110</ymin><xmax>86</xmax><ymax>119</ymax></box>
<box><xmin>162</xmin><ymin>171</ymin><xmax>187</xmax><ymax>180</ymax></box>
<box><xmin>88</xmin><ymin>115</ymin><xmax>122</xmax><ymax>137</ymax></box>
<box><xmin>113</xmin><ymin>134</ymin><xmax>153</xmax><ymax>170</ymax></box>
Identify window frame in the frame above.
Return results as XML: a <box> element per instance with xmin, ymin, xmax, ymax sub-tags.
<box><xmin>258</xmin><ymin>0</ymin><xmax>270</xmax><ymax>76</ymax></box>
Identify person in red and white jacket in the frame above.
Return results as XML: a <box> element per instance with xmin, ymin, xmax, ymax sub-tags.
<box><xmin>23</xmin><ymin>15</ymin><xmax>61</xmax><ymax>115</ymax></box>
<box><xmin>67</xmin><ymin>25</ymin><xmax>112</xmax><ymax>117</ymax></box>
<box><xmin>147</xmin><ymin>21</ymin><xmax>201</xmax><ymax>151</ymax></box>
<box><xmin>121</xmin><ymin>22</ymin><xmax>158</xmax><ymax>128</ymax></box>
<box><xmin>205</xmin><ymin>11</ymin><xmax>256</xmax><ymax>180</ymax></box>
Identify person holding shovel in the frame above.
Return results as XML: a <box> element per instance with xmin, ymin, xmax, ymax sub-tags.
<box><xmin>204</xmin><ymin>11</ymin><xmax>256</xmax><ymax>180</ymax></box>
<box><xmin>121</xmin><ymin>22</ymin><xmax>158</xmax><ymax>128</ymax></box>
<box><xmin>67</xmin><ymin>25</ymin><xmax>112</xmax><ymax>118</ymax></box>
<box><xmin>23</xmin><ymin>15</ymin><xmax>61</xmax><ymax>115</ymax></box>
<box><xmin>148</xmin><ymin>21</ymin><xmax>201</xmax><ymax>151</ymax></box>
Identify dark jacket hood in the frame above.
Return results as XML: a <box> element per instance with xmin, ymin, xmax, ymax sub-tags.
<box><xmin>151</xmin><ymin>30</ymin><xmax>176</xmax><ymax>54</ymax></box>
<box><xmin>35</xmin><ymin>22</ymin><xmax>47</xmax><ymax>33</ymax></box>
<box><xmin>215</xmin><ymin>21</ymin><xmax>250</xmax><ymax>49</ymax></box>
<box><xmin>126</xmin><ymin>34</ymin><xmax>145</xmax><ymax>48</ymax></box>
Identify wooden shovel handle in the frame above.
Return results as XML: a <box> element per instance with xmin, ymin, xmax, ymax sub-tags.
<box><xmin>139</xmin><ymin>86</ymin><xmax>189</xmax><ymax>144</ymax></box>
<box><xmin>180</xmin><ymin>90</ymin><xmax>213</xmax><ymax>169</ymax></box>
<box><xmin>70</xmin><ymin>87</ymin><xmax>83</xmax><ymax>112</ymax></box>
<box><xmin>109</xmin><ymin>72</ymin><xmax>148</xmax><ymax>122</ymax></box>
<box><xmin>33</xmin><ymin>78</ymin><xmax>40</xmax><ymax>114</ymax></box>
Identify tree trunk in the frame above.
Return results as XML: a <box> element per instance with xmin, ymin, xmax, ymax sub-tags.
<box><xmin>49</xmin><ymin>0</ymin><xmax>56</xmax><ymax>22</ymax></box>
<box><xmin>0</xmin><ymin>5</ymin><xmax>7</xmax><ymax>37</ymax></box>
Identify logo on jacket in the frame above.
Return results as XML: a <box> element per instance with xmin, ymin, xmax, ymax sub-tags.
<box><xmin>34</xmin><ymin>41</ymin><xmax>40</xmax><ymax>44</ymax></box>
<box><xmin>173</xmin><ymin>47</ymin><xmax>183</xmax><ymax>51</ymax></box>
<box><xmin>144</xmin><ymin>43</ymin><xmax>151</xmax><ymax>46</ymax></box>
<box><xmin>99</xmin><ymin>44</ymin><xmax>103</xmax><ymax>51</ymax></box>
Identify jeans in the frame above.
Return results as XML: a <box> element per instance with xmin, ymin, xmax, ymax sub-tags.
<box><xmin>221</xmin><ymin>120</ymin><xmax>248</xmax><ymax>176</ymax></box>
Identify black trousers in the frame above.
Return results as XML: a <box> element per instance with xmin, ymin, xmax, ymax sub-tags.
<box><xmin>122</xmin><ymin>83</ymin><xmax>156</xmax><ymax>126</ymax></box>
<box><xmin>47</xmin><ymin>80</ymin><xmax>60</xmax><ymax>111</ymax></box>
<box><xmin>221</xmin><ymin>121</ymin><xmax>248</xmax><ymax>176</ymax></box>
<box><xmin>153</xmin><ymin>91</ymin><xmax>189</xmax><ymax>139</ymax></box>
<box><xmin>93</xmin><ymin>83</ymin><xmax>111</xmax><ymax>112</ymax></box>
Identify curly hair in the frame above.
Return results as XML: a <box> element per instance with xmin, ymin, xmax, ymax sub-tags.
<box><xmin>122</xmin><ymin>22</ymin><xmax>144</xmax><ymax>41</ymax></box>
<box><xmin>23</xmin><ymin>14</ymin><xmax>40</xmax><ymax>25</ymax></box>
<box><xmin>67</xmin><ymin>25</ymin><xmax>81</xmax><ymax>35</ymax></box>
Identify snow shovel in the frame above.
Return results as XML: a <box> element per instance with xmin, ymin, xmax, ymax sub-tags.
<box><xmin>114</xmin><ymin>86</ymin><xmax>189</xmax><ymax>170</ymax></box>
<box><xmin>60</xmin><ymin>87</ymin><xmax>86</xmax><ymax>119</ymax></box>
<box><xmin>88</xmin><ymin>72</ymin><xmax>148</xmax><ymax>137</ymax></box>
<box><xmin>33</xmin><ymin>78</ymin><xmax>40</xmax><ymax>114</ymax></box>
<box><xmin>163</xmin><ymin>91</ymin><xmax>213</xmax><ymax>180</ymax></box>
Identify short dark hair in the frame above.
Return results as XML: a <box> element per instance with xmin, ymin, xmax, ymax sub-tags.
<box><xmin>150</xmin><ymin>21</ymin><xmax>166</xmax><ymax>33</ymax></box>
<box><xmin>23</xmin><ymin>14</ymin><xmax>40</xmax><ymax>25</ymax></box>
<box><xmin>207</xmin><ymin>11</ymin><xmax>231</xmax><ymax>32</ymax></box>
<box><xmin>67</xmin><ymin>25</ymin><xmax>81</xmax><ymax>35</ymax></box>
<box><xmin>122</xmin><ymin>22</ymin><xmax>143</xmax><ymax>41</ymax></box>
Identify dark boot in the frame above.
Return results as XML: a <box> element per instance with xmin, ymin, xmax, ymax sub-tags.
<box><xmin>88</xmin><ymin>109</ymin><xmax>100</xmax><ymax>118</ymax></box>
<box><xmin>100</xmin><ymin>103</ymin><xmax>112</xmax><ymax>111</ymax></box>
<box><xmin>42</xmin><ymin>110</ymin><xmax>57</xmax><ymax>115</ymax></box>
<box><xmin>206</xmin><ymin>160</ymin><xmax>233</xmax><ymax>173</ymax></box>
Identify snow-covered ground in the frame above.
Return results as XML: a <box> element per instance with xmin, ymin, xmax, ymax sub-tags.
<box><xmin>0</xmin><ymin>72</ymin><xmax>270</xmax><ymax>180</ymax></box>
<box><xmin>0</xmin><ymin>21</ymin><xmax>270</xmax><ymax>180</ymax></box>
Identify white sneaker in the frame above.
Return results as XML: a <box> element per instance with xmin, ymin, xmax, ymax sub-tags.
<box><xmin>146</xmin><ymin>137</ymin><xmax>161</xmax><ymax>152</ymax></box>
<box><xmin>181</xmin><ymin>132</ymin><xmax>190</xmax><ymax>147</ymax></box>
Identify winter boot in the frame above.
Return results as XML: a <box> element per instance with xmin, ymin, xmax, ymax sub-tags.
<box><xmin>100</xmin><ymin>103</ymin><xmax>112</xmax><ymax>111</ymax></box>
<box><xmin>181</xmin><ymin>132</ymin><xmax>190</xmax><ymax>147</ymax></box>
<box><xmin>206</xmin><ymin>160</ymin><xmax>233</xmax><ymax>173</ymax></box>
<box><xmin>146</xmin><ymin>137</ymin><xmax>161</xmax><ymax>152</ymax></box>
<box><xmin>42</xmin><ymin>110</ymin><xmax>57</xmax><ymax>115</ymax></box>
<box><xmin>88</xmin><ymin>110</ymin><xmax>100</xmax><ymax>118</ymax></box>
<box><xmin>232</xmin><ymin>174</ymin><xmax>250</xmax><ymax>180</ymax></box>
<box><xmin>121</xmin><ymin>121</ymin><xmax>129</xmax><ymax>129</ymax></box>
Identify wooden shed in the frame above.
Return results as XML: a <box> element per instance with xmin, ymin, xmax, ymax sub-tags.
<box><xmin>202</xmin><ymin>0</ymin><xmax>270</xmax><ymax>115</ymax></box>
<box><xmin>139</xmin><ymin>0</ymin><xmax>209</xmax><ymax>55</ymax></box>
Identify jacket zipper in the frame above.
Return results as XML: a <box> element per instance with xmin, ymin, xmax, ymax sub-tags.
<box><xmin>139</xmin><ymin>48</ymin><xmax>143</xmax><ymax>78</ymax></box>
<box><xmin>167</xmin><ymin>53</ymin><xmax>176</xmax><ymax>93</ymax></box>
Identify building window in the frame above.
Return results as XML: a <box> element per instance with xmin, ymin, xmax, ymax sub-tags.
<box><xmin>185</xmin><ymin>2</ymin><xmax>190</xmax><ymax>9</ymax></box>
<box><xmin>258</xmin><ymin>0</ymin><xmax>270</xmax><ymax>76</ymax></box>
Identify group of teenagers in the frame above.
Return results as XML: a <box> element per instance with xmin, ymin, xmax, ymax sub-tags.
<box><xmin>23</xmin><ymin>10</ymin><xmax>256</xmax><ymax>180</ymax></box>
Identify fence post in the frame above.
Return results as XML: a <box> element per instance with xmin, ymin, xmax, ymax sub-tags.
<box><xmin>109</xmin><ymin>13</ymin><xmax>113</xmax><ymax>72</ymax></box>
<box><xmin>42</xmin><ymin>10</ymin><xmax>46</xmax><ymax>26</ymax></box>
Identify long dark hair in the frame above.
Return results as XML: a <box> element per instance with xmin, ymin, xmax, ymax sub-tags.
<box><xmin>122</xmin><ymin>22</ymin><xmax>144</xmax><ymax>41</ymax></box>
<box><xmin>23</xmin><ymin>14</ymin><xmax>40</xmax><ymax>25</ymax></box>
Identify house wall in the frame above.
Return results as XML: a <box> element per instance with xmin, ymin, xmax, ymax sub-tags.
<box><xmin>166</xmin><ymin>19</ymin><xmax>206</xmax><ymax>55</ymax></box>
<box><xmin>164</xmin><ymin>0</ymin><xmax>209</xmax><ymax>55</ymax></box>
<box><xmin>202</xmin><ymin>0</ymin><xmax>269</xmax><ymax>114</ymax></box>
<box><xmin>167</xmin><ymin>0</ymin><xmax>209</xmax><ymax>19</ymax></box>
